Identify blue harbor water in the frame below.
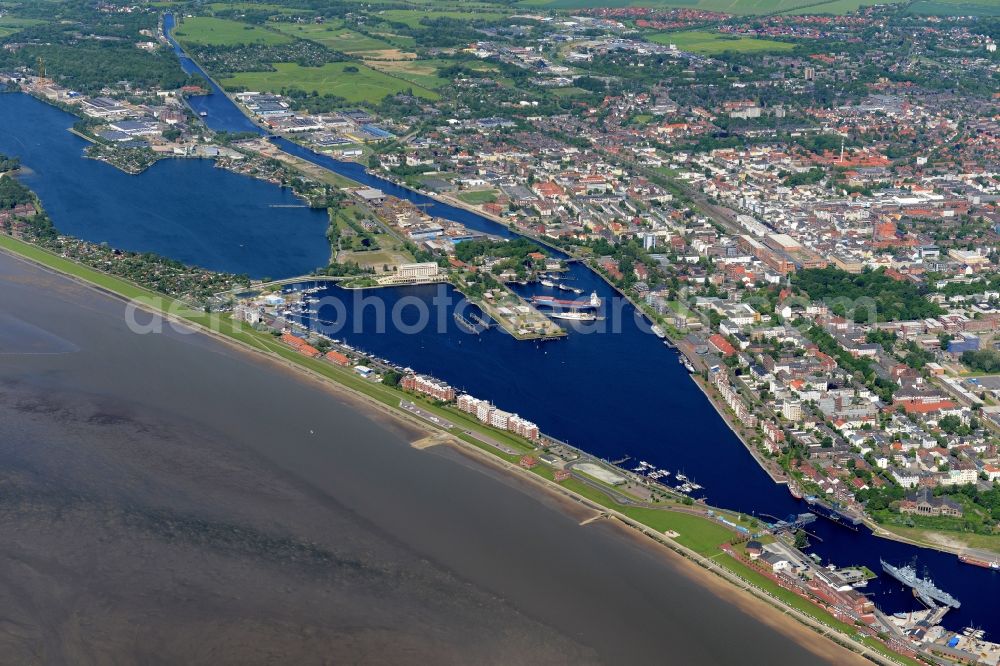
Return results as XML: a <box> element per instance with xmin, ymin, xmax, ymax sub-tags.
<box><xmin>0</xmin><ymin>93</ymin><xmax>329</xmax><ymax>279</ymax></box>
<box><xmin>7</xmin><ymin>21</ymin><xmax>998</xmax><ymax>636</ymax></box>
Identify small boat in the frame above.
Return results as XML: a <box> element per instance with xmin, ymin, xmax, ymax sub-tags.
<box><xmin>199</xmin><ymin>111</ymin><xmax>208</xmax><ymax>117</ymax></box>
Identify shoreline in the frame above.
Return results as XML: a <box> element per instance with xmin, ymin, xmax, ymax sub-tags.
<box><xmin>0</xmin><ymin>234</ymin><xmax>913</xmax><ymax>666</ymax></box>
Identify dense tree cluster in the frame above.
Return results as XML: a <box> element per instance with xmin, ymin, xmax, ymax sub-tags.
<box><xmin>792</xmin><ymin>267</ymin><xmax>943</xmax><ymax>322</ymax></box>
<box><xmin>454</xmin><ymin>237</ymin><xmax>542</xmax><ymax>263</ymax></box>
<box><xmin>961</xmin><ymin>350</ymin><xmax>1000</xmax><ymax>374</ymax></box>
<box><xmin>804</xmin><ymin>325</ymin><xmax>896</xmax><ymax>402</ymax></box>
<box><xmin>0</xmin><ymin>176</ymin><xmax>34</xmax><ymax>209</ymax></box>
<box><xmin>0</xmin><ymin>44</ymin><xmax>199</xmax><ymax>93</ymax></box>
<box><xmin>186</xmin><ymin>40</ymin><xmax>340</xmax><ymax>74</ymax></box>
<box><xmin>0</xmin><ymin>153</ymin><xmax>21</xmax><ymax>172</ymax></box>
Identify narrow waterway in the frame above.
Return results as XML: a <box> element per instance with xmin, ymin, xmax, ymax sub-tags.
<box><xmin>6</xmin><ymin>16</ymin><xmax>996</xmax><ymax>637</ymax></box>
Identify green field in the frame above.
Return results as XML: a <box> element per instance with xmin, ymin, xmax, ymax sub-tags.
<box><xmin>369</xmin><ymin>31</ymin><xmax>417</xmax><ymax>49</ymax></box>
<box><xmin>173</xmin><ymin>16</ymin><xmax>293</xmax><ymax>46</ymax></box>
<box><xmin>456</xmin><ymin>190</ymin><xmax>498</xmax><ymax>205</ymax></box>
<box><xmin>906</xmin><ymin>0</ymin><xmax>1000</xmax><ymax>16</ymax></box>
<box><xmin>522</xmin><ymin>0</ymin><xmax>880</xmax><ymax>14</ymax></box>
<box><xmin>0</xmin><ymin>16</ymin><xmax>44</xmax><ymax>37</ymax></box>
<box><xmin>376</xmin><ymin>8</ymin><xmax>509</xmax><ymax>28</ymax></box>
<box><xmin>205</xmin><ymin>2</ymin><xmax>310</xmax><ymax>13</ymax></box>
<box><xmin>366</xmin><ymin>58</ymin><xmax>452</xmax><ymax>89</ymax></box>
<box><xmin>269</xmin><ymin>20</ymin><xmax>400</xmax><ymax>53</ymax></box>
<box><xmin>223</xmin><ymin>61</ymin><xmax>439</xmax><ymax>102</ymax></box>
<box><xmin>648</xmin><ymin>30</ymin><xmax>795</xmax><ymax>53</ymax></box>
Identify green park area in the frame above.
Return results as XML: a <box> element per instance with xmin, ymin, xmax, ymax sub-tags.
<box><xmin>223</xmin><ymin>62</ymin><xmax>439</xmax><ymax>103</ymax></box>
<box><xmin>173</xmin><ymin>16</ymin><xmax>293</xmax><ymax>46</ymax></box>
<box><xmin>648</xmin><ymin>30</ymin><xmax>795</xmax><ymax>54</ymax></box>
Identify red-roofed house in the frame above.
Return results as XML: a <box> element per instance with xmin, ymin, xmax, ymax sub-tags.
<box><xmin>325</xmin><ymin>350</ymin><xmax>350</xmax><ymax>366</ymax></box>
<box><xmin>709</xmin><ymin>334</ymin><xmax>736</xmax><ymax>357</ymax></box>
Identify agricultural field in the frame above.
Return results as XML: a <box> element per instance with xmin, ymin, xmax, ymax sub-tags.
<box><xmin>365</xmin><ymin>58</ymin><xmax>451</xmax><ymax>90</ymax></box>
<box><xmin>647</xmin><ymin>30</ymin><xmax>795</xmax><ymax>54</ymax></box>
<box><xmin>783</xmin><ymin>0</ymin><xmax>895</xmax><ymax>13</ymax></box>
<box><xmin>204</xmin><ymin>2</ymin><xmax>308</xmax><ymax>13</ymax></box>
<box><xmin>368</xmin><ymin>31</ymin><xmax>417</xmax><ymax>50</ymax></box>
<box><xmin>905</xmin><ymin>0</ymin><xmax>1000</xmax><ymax>16</ymax></box>
<box><xmin>269</xmin><ymin>20</ymin><xmax>405</xmax><ymax>54</ymax></box>
<box><xmin>522</xmin><ymin>0</ymin><xmax>881</xmax><ymax>14</ymax></box>
<box><xmin>172</xmin><ymin>16</ymin><xmax>293</xmax><ymax>46</ymax></box>
<box><xmin>0</xmin><ymin>16</ymin><xmax>44</xmax><ymax>37</ymax></box>
<box><xmin>376</xmin><ymin>8</ymin><xmax>509</xmax><ymax>29</ymax></box>
<box><xmin>222</xmin><ymin>62</ymin><xmax>440</xmax><ymax>103</ymax></box>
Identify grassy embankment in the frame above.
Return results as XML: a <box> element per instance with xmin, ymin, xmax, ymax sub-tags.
<box><xmin>875</xmin><ymin>522</ymin><xmax>1000</xmax><ymax>556</ymax></box>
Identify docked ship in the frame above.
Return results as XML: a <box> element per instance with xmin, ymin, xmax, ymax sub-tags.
<box><xmin>548</xmin><ymin>311</ymin><xmax>597</xmax><ymax>322</ymax></box>
<box><xmin>468</xmin><ymin>311</ymin><xmax>493</xmax><ymax>329</ymax></box>
<box><xmin>958</xmin><ymin>553</ymin><xmax>1000</xmax><ymax>570</ymax></box>
<box><xmin>881</xmin><ymin>560</ymin><xmax>961</xmax><ymax>609</ymax></box>
<box><xmin>540</xmin><ymin>279</ymin><xmax>556</xmax><ymax>287</ymax></box>
<box><xmin>453</xmin><ymin>311</ymin><xmax>481</xmax><ymax>333</ymax></box>
<box><xmin>651</xmin><ymin>324</ymin><xmax>666</xmax><ymax>339</ymax></box>
<box><xmin>530</xmin><ymin>292</ymin><xmax>602</xmax><ymax>310</ymax></box>
<box><xmin>803</xmin><ymin>496</ymin><xmax>863</xmax><ymax>531</ymax></box>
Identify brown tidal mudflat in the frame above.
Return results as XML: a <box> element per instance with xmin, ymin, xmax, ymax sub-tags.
<box><xmin>0</xmin><ymin>250</ymin><xmax>863</xmax><ymax>665</ymax></box>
